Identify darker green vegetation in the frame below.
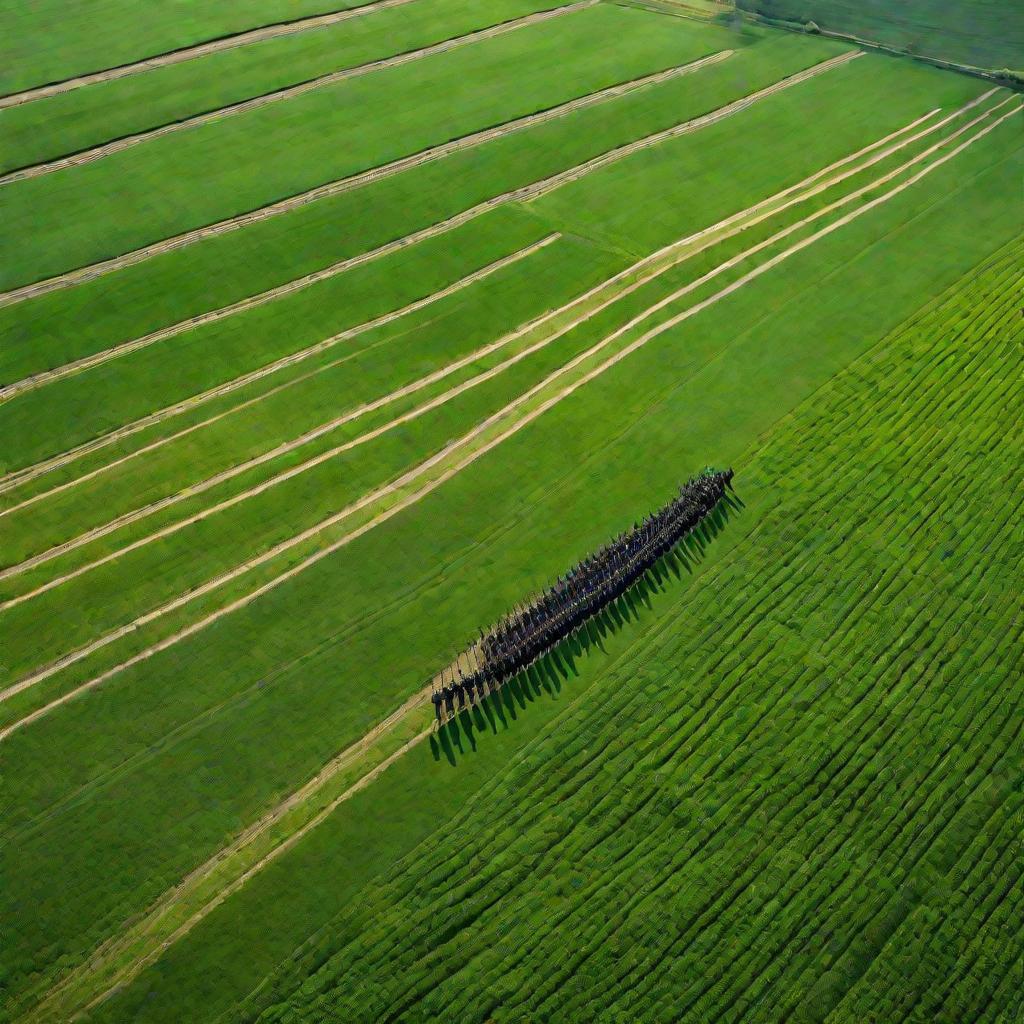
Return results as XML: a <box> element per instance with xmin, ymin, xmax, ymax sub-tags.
<box><xmin>736</xmin><ymin>0</ymin><xmax>1024</xmax><ymax>71</ymax></box>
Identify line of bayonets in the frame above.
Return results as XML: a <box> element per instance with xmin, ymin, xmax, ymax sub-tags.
<box><xmin>431</xmin><ymin>468</ymin><xmax>734</xmax><ymax>724</ymax></box>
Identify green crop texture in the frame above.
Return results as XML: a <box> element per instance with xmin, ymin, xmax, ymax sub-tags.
<box><xmin>227</xmin><ymin>236</ymin><xmax>1024</xmax><ymax>1024</ymax></box>
<box><xmin>0</xmin><ymin>1</ymin><xmax>1020</xmax><ymax>1021</ymax></box>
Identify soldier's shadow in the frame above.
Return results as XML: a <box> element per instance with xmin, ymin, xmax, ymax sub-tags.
<box><xmin>429</xmin><ymin>491</ymin><xmax>741</xmax><ymax>766</ymax></box>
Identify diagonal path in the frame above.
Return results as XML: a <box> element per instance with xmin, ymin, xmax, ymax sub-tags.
<box><xmin>0</xmin><ymin>234</ymin><xmax>560</xmax><ymax>511</ymax></box>
<box><xmin>3</xmin><ymin>92</ymin><xmax>1016</xmax><ymax>738</ymax></box>
<box><xmin>0</xmin><ymin>48</ymin><xmax>725</xmax><ymax>406</ymax></box>
<box><xmin>0</xmin><ymin>0</ymin><xmax>420</xmax><ymax>111</ymax></box>
<box><xmin>0</xmin><ymin>48</ymin><xmax>727</xmax><ymax>397</ymax></box>
<box><xmin>0</xmin><ymin>93</ymin><xmax>956</xmax><ymax>499</ymax></box>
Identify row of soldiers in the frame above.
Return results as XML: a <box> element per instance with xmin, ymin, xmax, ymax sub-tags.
<box><xmin>431</xmin><ymin>468</ymin><xmax>733</xmax><ymax>724</ymax></box>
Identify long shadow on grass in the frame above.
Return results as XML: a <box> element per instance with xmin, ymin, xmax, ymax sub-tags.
<box><xmin>430</xmin><ymin>491</ymin><xmax>743</xmax><ymax>767</ymax></box>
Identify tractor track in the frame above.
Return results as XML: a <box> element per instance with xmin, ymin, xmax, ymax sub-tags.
<box><xmin>0</xmin><ymin>234</ymin><xmax>560</xmax><ymax>511</ymax></box>
<box><xmin>29</xmin><ymin>688</ymin><xmax>435</xmax><ymax>1022</ymax></box>
<box><xmin>0</xmin><ymin>0</ymin><xmax>419</xmax><ymax>112</ymax></box>
<box><xmin>0</xmin><ymin>91</ymin><xmax>999</xmax><ymax>601</ymax></box>
<box><xmin>0</xmin><ymin>93</ymin><xmax>953</xmax><ymax>502</ymax></box>
<box><xmin>0</xmin><ymin>47</ymin><xmax>725</xmax><ymax>404</ymax></box>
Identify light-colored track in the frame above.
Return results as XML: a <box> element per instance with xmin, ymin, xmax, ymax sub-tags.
<box><xmin>4</xmin><ymin>93</ymin><xmax>1016</xmax><ymax>739</ymax></box>
<box><xmin>0</xmin><ymin>236</ymin><xmax>560</xmax><ymax>511</ymax></box>
<box><xmin>35</xmin><ymin>720</ymin><xmax>434</xmax><ymax>1023</ymax></box>
<box><xmin>0</xmin><ymin>45</ymin><xmax>723</xmax><ymax>385</ymax></box>
<box><xmin>0</xmin><ymin>46</ymin><xmax>830</xmax><ymax>321</ymax></box>
<box><xmin>0</xmin><ymin>2</ymin><xmax>598</xmax><ymax>187</ymax></box>
<box><xmin>0</xmin><ymin>0</ymin><xmax>419</xmax><ymax>111</ymax></box>
<box><xmin>1</xmin><ymin>91</ymin><xmax>1000</xmax><ymax>597</ymax></box>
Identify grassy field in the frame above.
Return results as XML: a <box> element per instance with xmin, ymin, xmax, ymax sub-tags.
<box><xmin>736</xmin><ymin>0</ymin><xmax>1024</xmax><ymax>71</ymax></box>
<box><xmin>1</xmin><ymin>2</ymin><xmax>1021</xmax><ymax>1022</ymax></box>
<box><xmin>224</xmin><ymin>237</ymin><xmax>1024</xmax><ymax>1024</ymax></box>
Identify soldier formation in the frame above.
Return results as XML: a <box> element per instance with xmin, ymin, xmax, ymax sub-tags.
<box><xmin>431</xmin><ymin>468</ymin><xmax>733</xmax><ymax>726</ymax></box>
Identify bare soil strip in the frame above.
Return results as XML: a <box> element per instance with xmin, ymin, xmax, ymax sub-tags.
<box><xmin>0</xmin><ymin>235</ymin><xmax>559</xmax><ymax>509</ymax></box>
<box><xmin>17</xmin><ymin>105</ymin><xmax>1020</xmax><ymax>1021</ymax></box>
<box><xmin>0</xmin><ymin>0</ymin><xmax>420</xmax><ymax>111</ymax></box>
<box><xmin>0</xmin><ymin>47</ymin><xmax>830</xmax><ymax>322</ymax></box>
<box><xmin>0</xmin><ymin>93</ymin><xmax>993</xmax><ymax>597</ymax></box>
<box><xmin>4</xmin><ymin>94</ymin><xmax>1014</xmax><ymax>739</ymax></box>
<box><xmin>0</xmin><ymin>3</ymin><xmax>626</xmax><ymax>187</ymax></box>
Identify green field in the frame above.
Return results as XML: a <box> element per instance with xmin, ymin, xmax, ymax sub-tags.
<box><xmin>736</xmin><ymin>0</ymin><xmax>1024</xmax><ymax>71</ymax></box>
<box><xmin>1</xmin><ymin>1</ymin><xmax>1021</xmax><ymax>1022</ymax></box>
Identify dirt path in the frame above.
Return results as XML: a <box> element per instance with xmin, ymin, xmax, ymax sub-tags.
<box><xmin>0</xmin><ymin>3</ymin><xmax>598</xmax><ymax>187</ymax></box>
<box><xmin>29</xmin><ymin>702</ymin><xmax>434</xmax><ymax>1022</ymax></box>
<box><xmin>5</xmin><ymin>94</ymin><xmax>1015</xmax><ymax>738</ymax></box>
<box><xmin>1</xmin><ymin>93</ymin><xmax>991</xmax><ymax>599</ymax></box>
<box><xmin>0</xmin><ymin>0</ymin><xmax>419</xmax><ymax>112</ymax></box>
<box><xmin>0</xmin><ymin>12</ymin><xmax>709</xmax><ymax>319</ymax></box>
<box><xmin>0</xmin><ymin>235</ymin><xmax>558</xmax><ymax>509</ymax></box>
<box><xmin>0</xmin><ymin>43</ymin><xmax>791</xmax><ymax>322</ymax></box>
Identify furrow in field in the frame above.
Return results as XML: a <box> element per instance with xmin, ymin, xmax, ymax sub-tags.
<box><xmin>0</xmin><ymin>0</ymin><xmax>421</xmax><ymax>111</ymax></box>
<box><xmin>0</xmin><ymin>92</ymin><xmax>947</xmax><ymax>503</ymax></box>
<box><xmin>0</xmin><ymin>50</ymin><xmax>849</xmax><ymax>326</ymax></box>
<box><xmin>2</xmin><ymin>97</ymin><xmax>1013</xmax><ymax>737</ymax></box>
<box><xmin>0</xmin><ymin>4</ymin><xmax>604</xmax><ymax>186</ymax></box>
<box><xmin>1</xmin><ymin>90</ymin><xmax>1008</xmax><ymax>603</ymax></box>
<box><xmin>0</xmin><ymin>234</ymin><xmax>561</xmax><ymax>513</ymax></box>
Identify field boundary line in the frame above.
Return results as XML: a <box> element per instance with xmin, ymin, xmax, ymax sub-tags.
<box><xmin>0</xmin><ymin>48</ymin><xmax>834</xmax><ymax>328</ymax></box>
<box><xmin>0</xmin><ymin>4</ymin><xmax>675</xmax><ymax>187</ymax></box>
<box><xmin>0</xmin><ymin>234</ymin><xmax>561</xmax><ymax>511</ymax></box>
<box><xmin>0</xmin><ymin>91</ymin><xmax>995</xmax><ymax>598</ymax></box>
<box><xmin>0</xmin><ymin>0</ymin><xmax>420</xmax><ymax>111</ymax></box>
<box><xmin>3</xmin><ymin>93</ymin><xmax>1013</xmax><ymax>737</ymax></box>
